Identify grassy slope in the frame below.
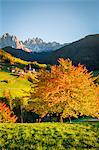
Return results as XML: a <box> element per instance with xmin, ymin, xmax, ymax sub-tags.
<box><xmin>0</xmin><ymin>48</ymin><xmax>29</xmax><ymax>65</ymax></box>
<box><xmin>0</xmin><ymin>49</ymin><xmax>31</xmax><ymax>98</ymax></box>
<box><xmin>0</xmin><ymin>49</ymin><xmax>46</xmax><ymax>99</ymax></box>
<box><xmin>0</xmin><ymin>122</ymin><xmax>99</xmax><ymax>149</ymax></box>
<box><xmin>0</xmin><ymin>71</ymin><xmax>31</xmax><ymax>98</ymax></box>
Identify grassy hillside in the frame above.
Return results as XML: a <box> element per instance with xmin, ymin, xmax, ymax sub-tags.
<box><xmin>0</xmin><ymin>71</ymin><xmax>31</xmax><ymax>98</ymax></box>
<box><xmin>0</xmin><ymin>49</ymin><xmax>46</xmax><ymax>99</ymax></box>
<box><xmin>41</xmin><ymin>34</ymin><xmax>99</xmax><ymax>70</ymax></box>
<box><xmin>0</xmin><ymin>48</ymin><xmax>29</xmax><ymax>65</ymax></box>
<box><xmin>0</xmin><ymin>48</ymin><xmax>47</xmax><ymax>70</ymax></box>
<box><xmin>0</xmin><ymin>122</ymin><xmax>99</xmax><ymax>149</ymax></box>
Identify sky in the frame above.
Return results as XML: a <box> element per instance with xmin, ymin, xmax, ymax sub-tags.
<box><xmin>0</xmin><ymin>0</ymin><xmax>99</xmax><ymax>43</ymax></box>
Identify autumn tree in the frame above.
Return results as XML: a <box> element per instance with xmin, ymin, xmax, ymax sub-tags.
<box><xmin>3</xmin><ymin>89</ymin><xmax>13</xmax><ymax>110</ymax></box>
<box><xmin>29</xmin><ymin>58</ymin><xmax>99</xmax><ymax>122</ymax></box>
<box><xmin>14</xmin><ymin>73</ymin><xmax>39</xmax><ymax>122</ymax></box>
<box><xmin>0</xmin><ymin>101</ymin><xmax>17</xmax><ymax>123</ymax></box>
<box><xmin>13</xmin><ymin>97</ymin><xmax>26</xmax><ymax>123</ymax></box>
<box><xmin>25</xmin><ymin>71</ymin><xmax>48</xmax><ymax>122</ymax></box>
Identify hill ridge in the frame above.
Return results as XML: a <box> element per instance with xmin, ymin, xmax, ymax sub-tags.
<box><xmin>1</xmin><ymin>34</ymin><xmax>99</xmax><ymax>70</ymax></box>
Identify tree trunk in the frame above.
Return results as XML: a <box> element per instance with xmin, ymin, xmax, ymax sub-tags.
<box><xmin>9</xmin><ymin>99</ymin><xmax>13</xmax><ymax>111</ymax></box>
<box><xmin>59</xmin><ymin>114</ymin><xmax>63</xmax><ymax>122</ymax></box>
<box><xmin>38</xmin><ymin>117</ymin><xmax>42</xmax><ymax>123</ymax></box>
<box><xmin>68</xmin><ymin>116</ymin><xmax>72</xmax><ymax>123</ymax></box>
<box><xmin>20</xmin><ymin>105</ymin><xmax>23</xmax><ymax>123</ymax></box>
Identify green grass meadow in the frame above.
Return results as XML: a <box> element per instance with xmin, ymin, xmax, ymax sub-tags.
<box><xmin>0</xmin><ymin>71</ymin><xmax>31</xmax><ymax>98</ymax></box>
<box><xmin>0</xmin><ymin>122</ymin><xmax>99</xmax><ymax>149</ymax></box>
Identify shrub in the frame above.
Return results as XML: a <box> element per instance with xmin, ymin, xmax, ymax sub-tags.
<box><xmin>0</xmin><ymin>101</ymin><xmax>17</xmax><ymax>123</ymax></box>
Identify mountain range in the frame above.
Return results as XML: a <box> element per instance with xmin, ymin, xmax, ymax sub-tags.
<box><xmin>0</xmin><ymin>33</ymin><xmax>31</xmax><ymax>52</ymax></box>
<box><xmin>1</xmin><ymin>34</ymin><xmax>99</xmax><ymax>70</ymax></box>
<box><xmin>0</xmin><ymin>33</ymin><xmax>64</xmax><ymax>52</ymax></box>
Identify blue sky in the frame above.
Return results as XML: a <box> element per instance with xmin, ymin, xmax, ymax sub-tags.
<box><xmin>0</xmin><ymin>0</ymin><xmax>99</xmax><ymax>43</ymax></box>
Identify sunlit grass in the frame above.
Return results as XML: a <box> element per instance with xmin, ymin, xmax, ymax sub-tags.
<box><xmin>0</xmin><ymin>71</ymin><xmax>31</xmax><ymax>98</ymax></box>
<box><xmin>0</xmin><ymin>122</ymin><xmax>99</xmax><ymax>149</ymax></box>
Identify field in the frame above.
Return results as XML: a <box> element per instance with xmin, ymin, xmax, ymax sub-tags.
<box><xmin>0</xmin><ymin>122</ymin><xmax>99</xmax><ymax>149</ymax></box>
<box><xmin>0</xmin><ymin>71</ymin><xmax>31</xmax><ymax>98</ymax></box>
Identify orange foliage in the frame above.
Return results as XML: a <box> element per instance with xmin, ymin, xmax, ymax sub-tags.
<box><xmin>0</xmin><ymin>101</ymin><xmax>17</xmax><ymax>123</ymax></box>
<box><xmin>30</xmin><ymin>58</ymin><xmax>99</xmax><ymax>119</ymax></box>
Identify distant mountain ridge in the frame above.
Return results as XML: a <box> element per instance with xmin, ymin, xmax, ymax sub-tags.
<box><xmin>0</xmin><ymin>33</ymin><xmax>64</xmax><ymax>52</ymax></box>
<box><xmin>24</xmin><ymin>37</ymin><xmax>64</xmax><ymax>52</ymax></box>
<box><xmin>49</xmin><ymin>34</ymin><xmax>99</xmax><ymax>70</ymax></box>
<box><xmin>0</xmin><ymin>33</ymin><xmax>32</xmax><ymax>52</ymax></box>
<box><xmin>2</xmin><ymin>34</ymin><xmax>99</xmax><ymax>70</ymax></box>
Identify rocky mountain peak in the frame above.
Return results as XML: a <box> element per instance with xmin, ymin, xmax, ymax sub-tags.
<box><xmin>0</xmin><ymin>33</ymin><xmax>32</xmax><ymax>52</ymax></box>
<box><xmin>2</xmin><ymin>33</ymin><xmax>10</xmax><ymax>39</ymax></box>
<box><xmin>0</xmin><ymin>33</ymin><xmax>65</xmax><ymax>53</ymax></box>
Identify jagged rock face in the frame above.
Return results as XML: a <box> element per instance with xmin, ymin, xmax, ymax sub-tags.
<box><xmin>0</xmin><ymin>33</ymin><xmax>65</xmax><ymax>53</ymax></box>
<box><xmin>0</xmin><ymin>33</ymin><xmax>32</xmax><ymax>52</ymax></box>
<box><xmin>24</xmin><ymin>38</ymin><xmax>64</xmax><ymax>52</ymax></box>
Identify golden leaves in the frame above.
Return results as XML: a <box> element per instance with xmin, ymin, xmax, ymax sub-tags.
<box><xmin>30</xmin><ymin>58</ymin><xmax>99</xmax><ymax>119</ymax></box>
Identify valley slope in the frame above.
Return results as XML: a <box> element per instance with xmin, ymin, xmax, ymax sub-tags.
<box><xmin>2</xmin><ymin>34</ymin><xmax>99</xmax><ymax>70</ymax></box>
